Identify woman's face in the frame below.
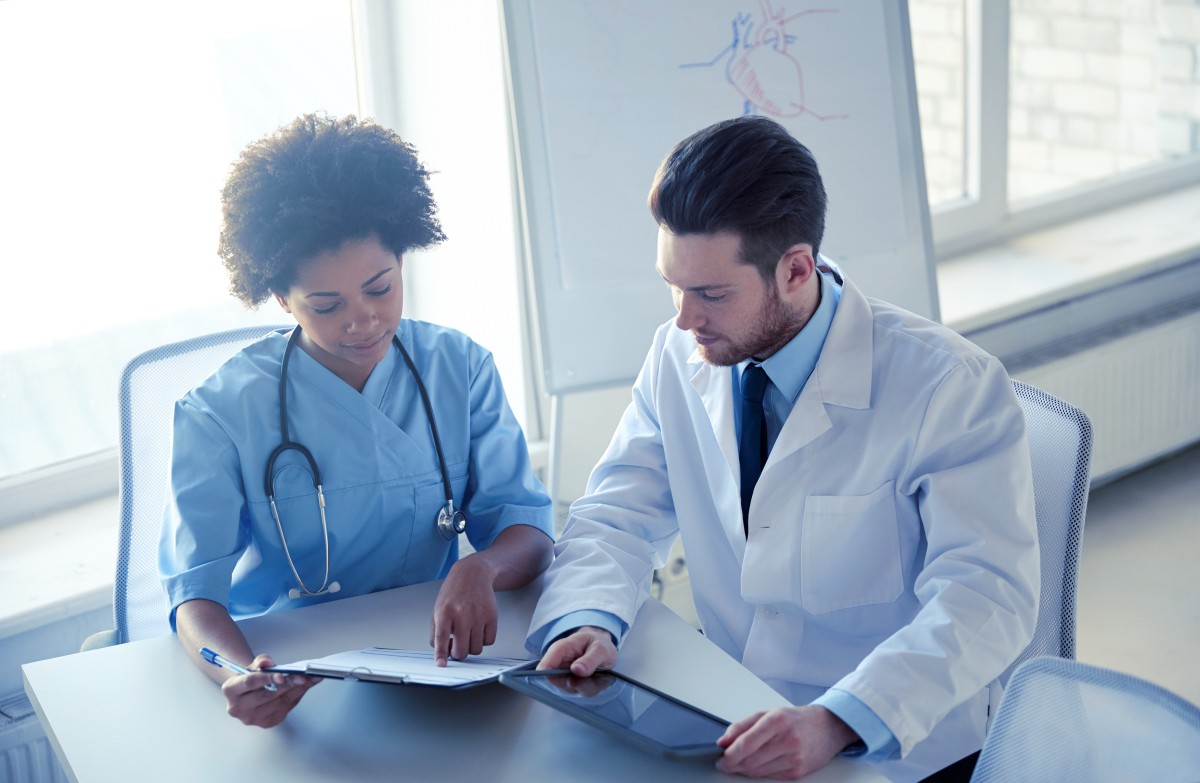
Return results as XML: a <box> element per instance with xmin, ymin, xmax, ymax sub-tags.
<box><xmin>274</xmin><ymin>235</ymin><xmax>404</xmax><ymax>390</ymax></box>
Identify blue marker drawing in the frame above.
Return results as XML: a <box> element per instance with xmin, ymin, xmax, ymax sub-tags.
<box><xmin>682</xmin><ymin>1</ymin><xmax>847</xmax><ymax>121</ymax></box>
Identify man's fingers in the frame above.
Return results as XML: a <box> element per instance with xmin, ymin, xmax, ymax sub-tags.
<box><xmin>568</xmin><ymin>646</ymin><xmax>604</xmax><ymax>676</ymax></box>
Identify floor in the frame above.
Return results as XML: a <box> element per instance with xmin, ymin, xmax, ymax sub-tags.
<box><xmin>1074</xmin><ymin>444</ymin><xmax>1200</xmax><ymax>704</ymax></box>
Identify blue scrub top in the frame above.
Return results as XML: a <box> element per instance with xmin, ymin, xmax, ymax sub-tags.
<box><xmin>160</xmin><ymin>320</ymin><xmax>553</xmax><ymax>626</ymax></box>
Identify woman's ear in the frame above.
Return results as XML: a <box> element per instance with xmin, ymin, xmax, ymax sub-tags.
<box><xmin>274</xmin><ymin>292</ymin><xmax>293</xmax><ymax>314</ymax></box>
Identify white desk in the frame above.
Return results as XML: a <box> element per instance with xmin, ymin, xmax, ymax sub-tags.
<box><xmin>24</xmin><ymin>580</ymin><xmax>886</xmax><ymax>782</ymax></box>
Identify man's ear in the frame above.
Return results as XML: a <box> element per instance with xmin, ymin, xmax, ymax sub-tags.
<box><xmin>274</xmin><ymin>292</ymin><xmax>293</xmax><ymax>314</ymax></box>
<box><xmin>777</xmin><ymin>244</ymin><xmax>817</xmax><ymax>296</ymax></box>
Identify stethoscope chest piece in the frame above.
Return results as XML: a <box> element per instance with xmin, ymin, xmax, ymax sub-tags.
<box><xmin>437</xmin><ymin>502</ymin><xmax>467</xmax><ymax>540</ymax></box>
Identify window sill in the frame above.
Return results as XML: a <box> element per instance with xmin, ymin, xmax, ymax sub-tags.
<box><xmin>0</xmin><ymin>493</ymin><xmax>116</xmax><ymax>640</ymax></box>
<box><xmin>936</xmin><ymin>182</ymin><xmax>1200</xmax><ymax>336</ymax></box>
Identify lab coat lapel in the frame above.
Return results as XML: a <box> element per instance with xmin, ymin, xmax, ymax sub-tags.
<box><xmin>687</xmin><ymin>350</ymin><xmax>748</xmax><ymax>559</ymax></box>
<box><xmin>759</xmin><ymin>280</ymin><xmax>873</xmax><ymax>475</ymax></box>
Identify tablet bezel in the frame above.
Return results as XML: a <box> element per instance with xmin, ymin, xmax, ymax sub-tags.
<box><xmin>499</xmin><ymin>668</ymin><xmax>729</xmax><ymax>760</ymax></box>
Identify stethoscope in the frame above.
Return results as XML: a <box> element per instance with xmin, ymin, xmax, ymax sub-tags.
<box><xmin>265</xmin><ymin>326</ymin><xmax>466</xmax><ymax>600</ymax></box>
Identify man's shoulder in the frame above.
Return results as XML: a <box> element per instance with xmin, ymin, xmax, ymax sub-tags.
<box><xmin>865</xmin><ymin>295</ymin><xmax>993</xmax><ymax>367</ymax></box>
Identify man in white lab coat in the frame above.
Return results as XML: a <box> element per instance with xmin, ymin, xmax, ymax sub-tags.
<box><xmin>526</xmin><ymin>116</ymin><xmax>1039</xmax><ymax>783</ymax></box>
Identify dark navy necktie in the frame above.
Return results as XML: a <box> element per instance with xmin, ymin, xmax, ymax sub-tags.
<box><xmin>739</xmin><ymin>363</ymin><xmax>769</xmax><ymax>533</ymax></box>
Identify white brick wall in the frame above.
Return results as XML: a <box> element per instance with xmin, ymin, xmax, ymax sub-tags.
<box><xmin>911</xmin><ymin>0</ymin><xmax>1200</xmax><ymax>207</ymax></box>
<box><xmin>909</xmin><ymin>0</ymin><xmax>965</xmax><ymax>203</ymax></box>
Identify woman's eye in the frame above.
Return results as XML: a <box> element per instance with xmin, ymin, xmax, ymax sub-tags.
<box><xmin>367</xmin><ymin>284</ymin><xmax>392</xmax><ymax>297</ymax></box>
<box><xmin>313</xmin><ymin>303</ymin><xmax>340</xmax><ymax>315</ymax></box>
<box><xmin>700</xmin><ymin>293</ymin><xmax>725</xmax><ymax>303</ymax></box>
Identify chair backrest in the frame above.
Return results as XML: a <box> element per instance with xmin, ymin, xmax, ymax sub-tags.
<box><xmin>115</xmin><ymin>325</ymin><xmax>285</xmax><ymax>644</ymax></box>
<box><xmin>1003</xmin><ymin>379</ymin><xmax>1093</xmax><ymax>684</ymax></box>
<box><xmin>971</xmin><ymin>656</ymin><xmax>1200</xmax><ymax>782</ymax></box>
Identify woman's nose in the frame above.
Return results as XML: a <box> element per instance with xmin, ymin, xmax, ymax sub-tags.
<box><xmin>345</xmin><ymin>300</ymin><xmax>380</xmax><ymax>332</ymax></box>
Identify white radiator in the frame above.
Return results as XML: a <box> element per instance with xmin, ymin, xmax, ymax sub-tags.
<box><xmin>1012</xmin><ymin>310</ymin><xmax>1200</xmax><ymax>485</ymax></box>
<box><xmin>0</xmin><ymin>695</ymin><xmax>66</xmax><ymax>783</ymax></box>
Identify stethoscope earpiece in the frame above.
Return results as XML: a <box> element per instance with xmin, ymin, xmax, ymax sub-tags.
<box><xmin>269</xmin><ymin>327</ymin><xmax>464</xmax><ymax>600</ymax></box>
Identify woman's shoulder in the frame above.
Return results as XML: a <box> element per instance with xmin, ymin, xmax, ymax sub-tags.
<box><xmin>181</xmin><ymin>328</ymin><xmax>289</xmax><ymax>414</ymax></box>
<box><xmin>400</xmin><ymin>319</ymin><xmax>491</xmax><ymax>364</ymax></box>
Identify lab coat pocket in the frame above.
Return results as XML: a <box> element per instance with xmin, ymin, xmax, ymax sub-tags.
<box><xmin>801</xmin><ymin>482</ymin><xmax>903</xmax><ymax>614</ymax></box>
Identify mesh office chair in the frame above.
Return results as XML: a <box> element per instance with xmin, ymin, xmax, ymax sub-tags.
<box><xmin>82</xmin><ymin>325</ymin><xmax>285</xmax><ymax>649</ymax></box>
<box><xmin>972</xmin><ymin>655</ymin><xmax>1200</xmax><ymax>782</ymax></box>
<box><xmin>1003</xmin><ymin>379</ymin><xmax>1094</xmax><ymax>683</ymax></box>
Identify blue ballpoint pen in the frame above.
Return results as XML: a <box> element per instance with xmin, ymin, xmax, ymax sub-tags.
<box><xmin>199</xmin><ymin>647</ymin><xmax>278</xmax><ymax>692</ymax></box>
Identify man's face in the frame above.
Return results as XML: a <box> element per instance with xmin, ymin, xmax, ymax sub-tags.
<box><xmin>656</xmin><ymin>230</ymin><xmax>805</xmax><ymax>366</ymax></box>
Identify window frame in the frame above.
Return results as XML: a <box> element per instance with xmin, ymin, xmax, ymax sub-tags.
<box><xmin>0</xmin><ymin>0</ymin><xmax>367</xmax><ymax>527</ymax></box>
<box><xmin>930</xmin><ymin>0</ymin><xmax>1200</xmax><ymax>260</ymax></box>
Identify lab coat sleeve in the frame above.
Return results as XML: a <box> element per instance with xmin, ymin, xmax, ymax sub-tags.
<box><xmin>831</xmin><ymin>355</ymin><xmax>1039</xmax><ymax>756</ymax></box>
<box><xmin>159</xmin><ymin>398</ymin><xmax>251</xmax><ymax>628</ymax></box>
<box><xmin>461</xmin><ymin>350</ymin><xmax>554</xmax><ymax>552</ymax></box>
<box><xmin>526</xmin><ymin>329</ymin><xmax>680</xmax><ymax>650</ymax></box>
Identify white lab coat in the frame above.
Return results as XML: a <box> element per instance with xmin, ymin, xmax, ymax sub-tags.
<box><xmin>529</xmin><ymin>279</ymin><xmax>1039</xmax><ymax>782</ymax></box>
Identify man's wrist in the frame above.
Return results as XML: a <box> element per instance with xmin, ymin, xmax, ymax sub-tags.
<box><xmin>551</xmin><ymin>625</ymin><xmax>616</xmax><ymax>648</ymax></box>
<box><xmin>820</xmin><ymin>706</ymin><xmax>863</xmax><ymax>752</ymax></box>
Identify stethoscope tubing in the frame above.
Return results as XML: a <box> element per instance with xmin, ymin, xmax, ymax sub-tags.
<box><xmin>264</xmin><ymin>326</ymin><xmax>465</xmax><ymax>599</ymax></box>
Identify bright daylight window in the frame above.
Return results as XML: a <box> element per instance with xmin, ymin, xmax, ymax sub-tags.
<box><xmin>0</xmin><ymin>1</ymin><xmax>359</xmax><ymax>491</ymax></box>
<box><xmin>911</xmin><ymin>0</ymin><xmax>1200</xmax><ymax>252</ymax></box>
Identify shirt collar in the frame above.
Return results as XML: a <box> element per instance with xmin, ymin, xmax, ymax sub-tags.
<box><xmin>751</xmin><ymin>270</ymin><xmax>841</xmax><ymax>404</ymax></box>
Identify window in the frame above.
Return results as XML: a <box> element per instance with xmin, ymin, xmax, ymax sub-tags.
<box><xmin>0</xmin><ymin>0</ymin><xmax>360</xmax><ymax>513</ymax></box>
<box><xmin>911</xmin><ymin>0</ymin><xmax>1200</xmax><ymax>257</ymax></box>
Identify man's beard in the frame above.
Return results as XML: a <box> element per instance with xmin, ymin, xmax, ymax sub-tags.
<box><xmin>697</xmin><ymin>285</ymin><xmax>807</xmax><ymax>367</ymax></box>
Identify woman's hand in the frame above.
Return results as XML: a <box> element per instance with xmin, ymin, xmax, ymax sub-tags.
<box><xmin>220</xmin><ymin>654</ymin><xmax>321</xmax><ymax>729</ymax></box>
<box><xmin>430</xmin><ymin>556</ymin><xmax>500</xmax><ymax>666</ymax></box>
<box><xmin>429</xmin><ymin>524</ymin><xmax>553</xmax><ymax>665</ymax></box>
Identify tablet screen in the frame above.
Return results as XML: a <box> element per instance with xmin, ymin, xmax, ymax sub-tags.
<box><xmin>500</xmin><ymin>669</ymin><xmax>729</xmax><ymax>759</ymax></box>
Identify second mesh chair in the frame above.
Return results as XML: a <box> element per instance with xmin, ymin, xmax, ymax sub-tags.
<box><xmin>972</xmin><ymin>655</ymin><xmax>1200</xmax><ymax>782</ymax></box>
<box><xmin>1004</xmin><ymin>379</ymin><xmax>1093</xmax><ymax>683</ymax></box>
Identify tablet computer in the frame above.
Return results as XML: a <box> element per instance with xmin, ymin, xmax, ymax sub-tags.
<box><xmin>499</xmin><ymin>669</ymin><xmax>729</xmax><ymax>760</ymax></box>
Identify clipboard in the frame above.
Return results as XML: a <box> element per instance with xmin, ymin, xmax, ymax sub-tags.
<box><xmin>269</xmin><ymin>647</ymin><xmax>535</xmax><ymax>689</ymax></box>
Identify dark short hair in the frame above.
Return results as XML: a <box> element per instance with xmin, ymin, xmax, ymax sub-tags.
<box><xmin>647</xmin><ymin>116</ymin><xmax>826</xmax><ymax>280</ymax></box>
<box><xmin>219</xmin><ymin>113</ymin><xmax>446</xmax><ymax>306</ymax></box>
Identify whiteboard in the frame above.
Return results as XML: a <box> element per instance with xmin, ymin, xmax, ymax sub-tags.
<box><xmin>501</xmin><ymin>1</ymin><xmax>937</xmax><ymax>395</ymax></box>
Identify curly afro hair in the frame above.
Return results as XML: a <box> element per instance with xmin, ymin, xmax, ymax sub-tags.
<box><xmin>218</xmin><ymin>113</ymin><xmax>446</xmax><ymax>306</ymax></box>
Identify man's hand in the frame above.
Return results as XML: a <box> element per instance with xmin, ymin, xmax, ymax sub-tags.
<box><xmin>715</xmin><ymin>705</ymin><xmax>859</xmax><ymax>780</ymax></box>
<box><xmin>221</xmin><ymin>654</ymin><xmax>320</xmax><ymax>729</ymax></box>
<box><xmin>537</xmin><ymin>626</ymin><xmax>618</xmax><ymax>677</ymax></box>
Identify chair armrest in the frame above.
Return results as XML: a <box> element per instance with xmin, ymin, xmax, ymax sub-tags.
<box><xmin>80</xmin><ymin>629</ymin><xmax>118</xmax><ymax>651</ymax></box>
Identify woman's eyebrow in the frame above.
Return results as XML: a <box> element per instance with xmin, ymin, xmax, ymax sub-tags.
<box><xmin>362</xmin><ymin>268</ymin><xmax>392</xmax><ymax>288</ymax></box>
<box><xmin>304</xmin><ymin>268</ymin><xmax>394</xmax><ymax>299</ymax></box>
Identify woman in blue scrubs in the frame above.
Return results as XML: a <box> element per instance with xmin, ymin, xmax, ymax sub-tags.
<box><xmin>160</xmin><ymin>113</ymin><xmax>555</xmax><ymax>728</ymax></box>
